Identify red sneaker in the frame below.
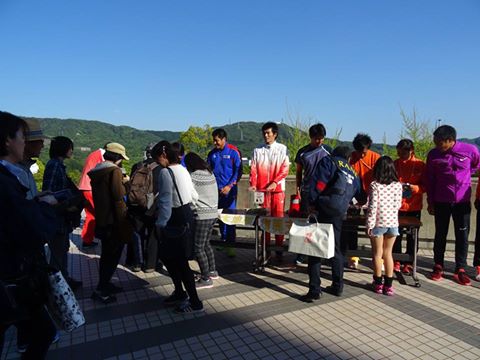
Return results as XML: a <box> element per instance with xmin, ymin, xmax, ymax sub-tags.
<box><xmin>453</xmin><ymin>269</ymin><xmax>472</xmax><ymax>286</ymax></box>
<box><xmin>476</xmin><ymin>266</ymin><xmax>480</xmax><ymax>282</ymax></box>
<box><xmin>402</xmin><ymin>264</ymin><xmax>413</xmax><ymax>275</ymax></box>
<box><xmin>430</xmin><ymin>264</ymin><xmax>443</xmax><ymax>281</ymax></box>
<box><xmin>394</xmin><ymin>261</ymin><xmax>401</xmax><ymax>272</ymax></box>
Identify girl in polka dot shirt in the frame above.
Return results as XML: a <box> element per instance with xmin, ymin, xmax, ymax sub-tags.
<box><xmin>366</xmin><ymin>156</ymin><xmax>403</xmax><ymax>296</ymax></box>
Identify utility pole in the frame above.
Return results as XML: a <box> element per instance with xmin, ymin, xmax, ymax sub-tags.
<box><xmin>436</xmin><ymin>119</ymin><xmax>442</xmax><ymax>128</ymax></box>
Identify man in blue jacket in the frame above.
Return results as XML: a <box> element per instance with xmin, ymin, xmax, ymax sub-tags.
<box><xmin>207</xmin><ymin>129</ymin><xmax>242</xmax><ymax>257</ymax></box>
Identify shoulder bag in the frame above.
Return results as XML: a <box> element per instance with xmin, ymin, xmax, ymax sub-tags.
<box><xmin>161</xmin><ymin>167</ymin><xmax>195</xmax><ymax>260</ymax></box>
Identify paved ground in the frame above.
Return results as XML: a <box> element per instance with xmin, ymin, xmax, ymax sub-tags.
<box><xmin>2</xmin><ymin>230</ymin><xmax>480</xmax><ymax>360</ymax></box>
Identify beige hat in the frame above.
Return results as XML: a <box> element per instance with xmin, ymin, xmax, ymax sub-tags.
<box><xmin>105</xmin><ymin>142</ymin><xmax>129</xmax><ymax>160</ymax></box>
<box><xmin>25</xmin><ymin>119</ymin><xmax>47</xmax><ymax>141</ymax></box>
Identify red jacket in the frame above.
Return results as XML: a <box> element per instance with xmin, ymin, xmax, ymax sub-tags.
<box><xmin>78</xmin><ymin>149</ymin><xmax>105</xmax><ymax>191</ymax></box>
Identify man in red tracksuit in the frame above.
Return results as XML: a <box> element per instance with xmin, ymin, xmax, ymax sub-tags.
<box><xmin>249</xmin><ymin>122</ymin><xmax>290</xmax><ymax>260</ymax></box>
<box><xmin>78</xmin><ymin>147</ymin><xmax>105</xmax><ymax>247</ymax></box>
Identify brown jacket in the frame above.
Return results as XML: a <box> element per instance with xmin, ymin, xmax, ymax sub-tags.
<box><xmin>88</xmin><ymin>162</ymin><xmax>131</xmax><ymax>242</ymax></box>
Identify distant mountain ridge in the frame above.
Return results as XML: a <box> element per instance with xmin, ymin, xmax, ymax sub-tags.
<box><xmin>25</xmin><ymin>116</ymin><xmax>480</xmax><ymax>163</ymax></box>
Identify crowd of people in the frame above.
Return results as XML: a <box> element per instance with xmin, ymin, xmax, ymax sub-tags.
<box><xmin>2</xmin><ymin>109</ymin><xmax>480</xmax><ymax>358</ymax></box>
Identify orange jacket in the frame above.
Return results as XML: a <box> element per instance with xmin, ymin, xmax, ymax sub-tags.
<box><xmin>350</xmin><ymin>149</ymin><xmax>381</xmax><ymax>194</ymax></box>
<box><xmin>394</xmin><ymin>154</ymin><xmax>426</xmax><ymax>212</ymax></box>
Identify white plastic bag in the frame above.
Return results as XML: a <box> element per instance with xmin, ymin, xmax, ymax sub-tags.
<box><xmin>288</xmin><ymin>220</ymin><xmax>335</xmax><ymax>258</ymax></box>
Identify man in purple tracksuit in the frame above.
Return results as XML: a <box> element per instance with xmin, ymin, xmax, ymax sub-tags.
<box><xmin>207</xmin><ymin>129</ymin><xmax>242</xmax><ymax>257</ymax></box>
<box><xmin>426</xmin><ymin>125</ymin><xmax>480</xmax><ymax>285</ymax></box>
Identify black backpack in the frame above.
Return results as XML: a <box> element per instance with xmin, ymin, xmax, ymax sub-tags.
<box><xmin>315</xmin><ymin>157</ymin><xmax>358</xmax><ymax>218</ymax></box>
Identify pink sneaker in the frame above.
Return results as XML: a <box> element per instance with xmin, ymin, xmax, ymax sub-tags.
<box><xmin>383</xmin><ymin>285</ymin><xmax>395</xmax><ymax>296</ymax></box>
<box><xmin>372</xmin><ymin>282</ymin><xmax>383</xmax><ymax>294</ymax></box>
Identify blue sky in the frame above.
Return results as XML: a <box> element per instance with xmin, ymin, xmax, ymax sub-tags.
<box><xmin>1</xmin><ymin>0</ymin><xmax>479</xmax><ymax>143</ymax></box>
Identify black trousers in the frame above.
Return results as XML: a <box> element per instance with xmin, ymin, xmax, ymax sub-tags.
<box><xmin>159</xmin><ymin>236</ymin><xmax>201</xmax><ymax>307</ymax></box>
<box><xmin>48</xmin><ymin>230</ymin><xmax>70</xmax><ymax>279</ymax></box>
<box><xmin>126</xmin><ymin>217</ymin><xmax>158</xmax><ymax>270</ymax></box>
<box><xmin>433</xmin><ymin>202</ymin><xmax>471</xmax><ymax>271</ymax></box>
<box><xmin>1</xmin><ymin>306</ymin><xmax>56</xmax><ymax>359</ymax></box>
<box><xmin>393</xmin><ymin>210</ymin><xmax>421</xmax><ymax>263</ymax></box>
<box><xmin>97</xmin><ymin>226</ymin><xmax>124</xmax><ymax>291</ymax></box>
<box><xmin>307</xmin><ymin>216</ymin><xmax>344</xmax><ymax>295</ymax></box>
<box><xmin>474</xmin><ymin>207</ymin><xmax>480</xmax><ymax>267</ymax></box>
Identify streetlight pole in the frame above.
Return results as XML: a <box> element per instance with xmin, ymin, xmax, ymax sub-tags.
<box><xmin>436</xmin><ymin>119</ymin><xmax>442</xmax><ymax>128</ymax></box>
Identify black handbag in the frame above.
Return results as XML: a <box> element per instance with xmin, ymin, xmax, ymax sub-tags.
<box><xmin>161</xmin><ymin>168</ymin><xmax>195</xmax><ymax>260</ymax></box>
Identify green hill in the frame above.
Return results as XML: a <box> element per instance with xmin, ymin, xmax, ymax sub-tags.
<box><xmin>28</xmin><ymin>117</ymin><xmax>305</xmax><ymax>166</ymax></box>
<box><xmin>32</xmin><ymin>117</ymin><xmax>179</xmax><ymax>165</ymax></box>
<box><xmin>219</xmin><ymin>121</ymin><xmax>300</xmax><ymax>156</ymax></box>
<box><xmin>28</xmin><ymin>115</ymin><xmax>456</xmax><ymax>183</ymax></box>
<box><xmin>18</xmin><ymin>116</ymin><xmax>480</xmax><ymax>188</ymax></box>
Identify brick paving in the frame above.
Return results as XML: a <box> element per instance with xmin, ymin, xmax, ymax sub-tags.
<box><xmin>2</xmin><ymin>230</ymin><xmax>480</xmax><ymax>360</ymax></box>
